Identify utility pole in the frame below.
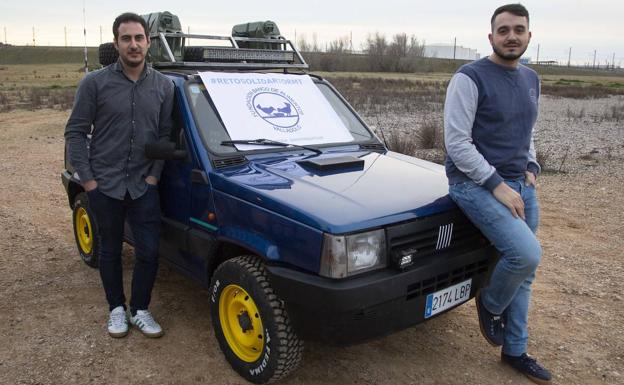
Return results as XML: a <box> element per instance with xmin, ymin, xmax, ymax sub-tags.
<box><xmin>187</xmin><ymin>26</ymin><xmax>190</xmax><ymax>45</ymax></box>
<box><xmin>593</xmin><ymin>50</ymin><xmax>597</xmax><ymax>69</ymax></box>
<box><xmin>3</xmin><ymin>27</ymin><xmax>6</xmax><ymax>45</ymax></box>
<box><xmin>32</xmin><ymin>26</ymin><xmax>35</xmax><ymax>46</ymax></box>
<box><xmin>535</xmin><ymin>43</ymin><xmax>540</xmax><ymax>64</ymax></box>
<box><xmin>350</xmin><ymin>31</ymin><xmax>353</xmax><ymax>52</ymax></box>
<box><xmin>99</xmin><ymin>26</ymin><xmax>102</xmax><ymax>44</ymax></box>
<box><xmin>613</xmin><ymin>53</ymin><xmax>616</xmax><ymax>70</ymax></box>
<box><xmin>567</xmin><ymin>46</ymin><xmax>572</xmax><ymax>67</ymax></box>
<box><xmin>64</xmin><ymin>26</ymin><xmax>67</xmax><ymax>47</ymax></box>
<box><xmin>453</xmin><ymin>37</ymin><xmax>457</xmax><ymax>60</ymax></box>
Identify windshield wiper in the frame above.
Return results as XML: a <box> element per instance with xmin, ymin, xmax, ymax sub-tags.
<box><xmin>221</xmin><ymin>138</ymin><xmax>322</xmax><ymax>155</ymax></box>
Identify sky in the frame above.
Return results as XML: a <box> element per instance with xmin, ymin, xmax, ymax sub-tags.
<box><xmin>1</xmin><ymin>0</ymin><xmax>622</xmax><ymax>66</ymax></box>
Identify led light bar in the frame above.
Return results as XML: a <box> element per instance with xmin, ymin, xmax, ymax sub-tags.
<box><xmin>202</xmin><ymin>47</ymin><xmax>295</xmax><ymax>63</ymax></box>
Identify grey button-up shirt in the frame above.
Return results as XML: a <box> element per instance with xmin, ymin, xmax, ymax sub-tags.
<box><xmin>65</xmin><ymin>60</ymin><xmax>174</xmax><ymax>200</ymax></box>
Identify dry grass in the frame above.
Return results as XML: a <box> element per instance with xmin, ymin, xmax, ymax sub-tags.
<box><xmin>0</xmin><ymin>64</ymin><xmax>85</xmax><ymax>90</ymax></box>
<box><xmin>0</xmin><ymin>64</ymin><xmax>83</xmax><ymax>111</ymax></box>
<box><xmin>606</xmin><ymin>104</ymin><xmax>624</xmax><ymax>122</ymax></box>
<box><xmin>541</xmin><ymin>77</ymin><xmax>624</xmax><ymax>99</ymax></box>
<box><xmin>326</xmin><ymin>75</ymin><xmax>447</xmax><ymax>114</ymax></box>
<box><xmin>542</xmin><ymin>84</ymin><xmax>624</xmax><ymax>99</ymax></box>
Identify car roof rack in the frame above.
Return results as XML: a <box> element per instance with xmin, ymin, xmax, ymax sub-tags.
<box><xmin>150</xmin><ymin>32</ymin><xmax>309</xmax><ymax>71</ymax></box>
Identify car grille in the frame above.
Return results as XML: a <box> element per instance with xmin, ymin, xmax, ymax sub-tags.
<box><xmin>386</xmin><ymin>209</ymin><xmax>488</xmax><ymax>269</ymax></box>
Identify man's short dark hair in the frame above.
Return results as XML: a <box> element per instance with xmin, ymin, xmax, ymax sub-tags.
<box><xmin>113</xmin><ymin>12</ymin><xmax>149</xmax><ymax>41</ymax></box>
<box><xmin>491</xmin><ymin>4</ymin><xmax>530</xmax><ymax>27</ymax></box>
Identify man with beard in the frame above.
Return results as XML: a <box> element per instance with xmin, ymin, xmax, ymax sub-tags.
<box><xmin>65</xmin><ymin>13</ymin><xmax>173</xmax><ymax>338</ymax></box>
<box><xmin>443</xmin><ymin>4</ymin><xmax>551</xmax><ymax>384</ymax></box>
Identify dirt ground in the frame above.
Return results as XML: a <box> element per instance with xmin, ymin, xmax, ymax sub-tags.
<box><xmin>0</xmin><ymin>109</ymin><xmax>622</xmax><ymax>385</ymax></box>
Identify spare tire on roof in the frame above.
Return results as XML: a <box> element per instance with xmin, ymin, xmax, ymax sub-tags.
<box><xmin>98</xmin><ymin>43</ymin><xmax>118</xmax><ymax>66</ymax></box>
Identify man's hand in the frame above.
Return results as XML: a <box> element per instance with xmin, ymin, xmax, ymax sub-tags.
<box><xmin>83</xmin><ymin>180</ymin><xmax>98</xmax><ymax>192</ymax></box>
<box><xmin>525</xmin><ymin>171</ymin><xmax>537</xmax><ymax>187</ymax></box>
<box><xmin>492</xmin><ymin>182</ymin><xmax>525</xmax><ymax>220</ymax></box>
<box><xmin>145</xmin><ymin>176</ymin><xmax>158</xmax><ymax>186</ymax></box>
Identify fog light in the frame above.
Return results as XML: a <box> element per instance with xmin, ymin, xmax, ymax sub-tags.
<box><xmin>395</xmin><ymin>247</ymin><xmax>417</xmax><ymax>269</ymax></box>
<box><xmin>399</xmin><ymin>254</ymin><xmax>413</xmax><ymax>268</ymax></box>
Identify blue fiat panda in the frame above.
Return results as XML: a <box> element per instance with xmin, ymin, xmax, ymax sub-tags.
<box><xmin>62</xmin><ymin>16</ymin><xmax>497</xmax><ymax>384</ymax></box>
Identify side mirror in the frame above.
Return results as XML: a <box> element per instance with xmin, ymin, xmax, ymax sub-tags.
<box><xmin>145</xmin><ymin>141</ymin><xmax>188</xmax><ymax>160</ymax></box>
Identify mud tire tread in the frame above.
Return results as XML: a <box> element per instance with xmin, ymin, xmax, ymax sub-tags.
<box><xmin>210</xmin><ymin>255</ymin><xmax>303</xmax><ymax>384</ymax></box>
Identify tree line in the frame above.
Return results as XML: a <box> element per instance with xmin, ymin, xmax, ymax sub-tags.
<box><xmin>297</xmin><ymin>32</ymin><xmax>426</xmax><ymax>72</ymax></box>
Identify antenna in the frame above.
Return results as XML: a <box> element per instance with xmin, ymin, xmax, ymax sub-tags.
<box><xmin>83</xmin><ymin>0</ymin><xmax>88</xmax><ymax>74</ymax></box>
<box><xmin>350</xmin><ymin>31</ymin><xmax>353</xmax><ymax>52</ymax></box>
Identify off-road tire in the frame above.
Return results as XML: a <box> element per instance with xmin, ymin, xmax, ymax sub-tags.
<box><xmin>72</xmin><ymin>192</ymin><xmax>99</xmax><ymax>268</ymax></box>
<box><xmin>209</xmin><ymin>256</ymin><xmax>303</xmax><ymax>384</ymax></box>
<box><xmin>183</xmin><ymin>47</ymin><xmax>204</xmax><ymax>62</ymax></box>
<box><xmin>99</xmin><ymin>43</ymin><xmax>118</xmax><ymax>66</ymax></box>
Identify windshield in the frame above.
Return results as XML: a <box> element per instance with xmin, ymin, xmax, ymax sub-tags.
<box><xmin>185</xmin><ymin>78</ymin><xmax>375</xmax><ymax>155</ymax></box>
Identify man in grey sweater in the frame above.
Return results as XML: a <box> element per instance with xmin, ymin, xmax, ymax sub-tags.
<box><xmin>444</xmin><ymin>4</ymin><xmax>551</xmax><ymax>384</ymax></box>
<box><xmin>65</xmin><ymin>13</ymin><xmax>174</xmax><ymax>338</ymax></box>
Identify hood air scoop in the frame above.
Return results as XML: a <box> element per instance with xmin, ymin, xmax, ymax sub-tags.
<box><xmin>297</xmin><ymin>156</ymin><xmax>364</xmax><ymax>171</ymax></box>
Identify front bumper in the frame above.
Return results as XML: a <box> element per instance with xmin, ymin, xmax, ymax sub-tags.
<box><xmin>266</xmin><ymin>245</ymin><xmax>498</xmax><ymax>345</ymax></box>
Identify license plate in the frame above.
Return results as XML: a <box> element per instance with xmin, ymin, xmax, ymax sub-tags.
<box><xmin>424</xmin><ymin>279</ymin><xmax>472</xmax><ymax>319</ymax></box>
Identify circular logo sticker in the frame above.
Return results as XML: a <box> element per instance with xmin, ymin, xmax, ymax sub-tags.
<box><xmin>252</xmin><ymin>92</ymin><xmax>301</xmax><ymax>131</ymax></box>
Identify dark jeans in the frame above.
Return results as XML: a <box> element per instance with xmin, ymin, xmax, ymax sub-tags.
<box><xmin>87</xmin><ymin>185</ymin><xmax>161</xmax><ymax>315</ymax></box>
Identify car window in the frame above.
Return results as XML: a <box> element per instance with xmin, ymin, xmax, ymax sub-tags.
<box><xmin>186</xmin><ymin>82</ymin><xmax>237</xmax><ymax>154</ymax></box>
<box><xmin>185</xmin><ymin>78</ymin><xmax>374</xmax><ymax>155</ymax></box>
<box><xmin>315</xmin><ymin>83</ymin><xmax>373</xmax><ymax>141</ymax></box>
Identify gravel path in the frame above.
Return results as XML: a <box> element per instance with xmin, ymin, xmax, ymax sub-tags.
<box><xmin>0</xmin><ymin>104</ymin><xmax>622</xmax><ymax>385</ymax></box>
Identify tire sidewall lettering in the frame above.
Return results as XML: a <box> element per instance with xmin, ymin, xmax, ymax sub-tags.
<box><xmin>211</xmin><ymin>279</ymin><xmax>220</xmax><ymax>303</ymax></box>
<box><xmin>210</xmin><ymin>257</ymin><xmax>301</xmax><ymax>383</ymax></box>
<box><xmin>249</xmin><ymin>329</ymin><xmax>271</xmax><ymax>376</ymax></box>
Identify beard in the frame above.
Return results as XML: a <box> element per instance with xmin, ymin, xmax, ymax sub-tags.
<box><xmin>492</xmin><ymin>43</ymin><xmax>528</xmax><ymax>61</ymax></box>
<box><xmin>120</xmin><ymin>50</ymin><xmax>145</xmax><ymax>67</ymax></box>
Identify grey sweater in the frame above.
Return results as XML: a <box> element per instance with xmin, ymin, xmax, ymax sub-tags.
<box><xmin>444</xmin><ymin>57</ymin><xmax>540</xmax><ymax>191</ymax></box>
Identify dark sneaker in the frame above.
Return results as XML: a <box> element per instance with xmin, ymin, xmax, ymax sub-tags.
<box><xmin>475</xmin><ymin>291</ymin><xmax>504</xmax><ymax>346</ymax></box>
<box><xmin>502</xmin><ymin>353</ymin><xmax>552</xmax><ymax>385</ymax></box>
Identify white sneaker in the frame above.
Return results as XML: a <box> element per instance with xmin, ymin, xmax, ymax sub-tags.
<box><xmin>107</xmin><ymin>306</ymin><xmax>129</xmax><ymax>338</ymax></box>
<box><xmin>130</xmin><ymin>310</ymin><xmax>164</xmax><ymax>338</ymax></box>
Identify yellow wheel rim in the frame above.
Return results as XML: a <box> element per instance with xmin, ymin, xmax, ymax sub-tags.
<box><xmin>219</xmin><ymin>284</ymin><xmax>264</xmax><ymax>362</ymax></box>
<box><xmin>75</xmin><ymin>207</ymin><xmax>93</xmax><ymax>254</ymax></box>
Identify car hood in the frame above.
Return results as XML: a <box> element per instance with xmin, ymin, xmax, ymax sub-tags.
<box><xmin>210</xmin><ymin>151</ymin><xmax>456</xmax><ymax>233</ymax></box>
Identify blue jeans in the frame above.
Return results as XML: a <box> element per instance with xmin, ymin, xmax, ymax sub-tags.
<box><xmin>87</xmin><ymin>185</ymin><xmax>161</xmax><ymax>315</ymax></box>
<box><xmin>449</xmin><ymin>178</ymin><xmax>541</xmax><ymax>356</ymax></box>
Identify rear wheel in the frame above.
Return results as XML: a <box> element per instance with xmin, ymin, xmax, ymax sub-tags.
<box><xmin>210</xmin><ymin>256</ymin><xmax>303</xmax><ymax>384</ymax></box>
<box><xmin>72</xmin><ymin>192</ymin><xmax>99</xmax><ymax>268</ymax></box>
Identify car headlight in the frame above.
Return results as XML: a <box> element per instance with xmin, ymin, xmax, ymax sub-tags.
<box><xmin>319</xmin><ymin>229</ymin><xmax>386</xmax><ymax>278</ymax></box>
